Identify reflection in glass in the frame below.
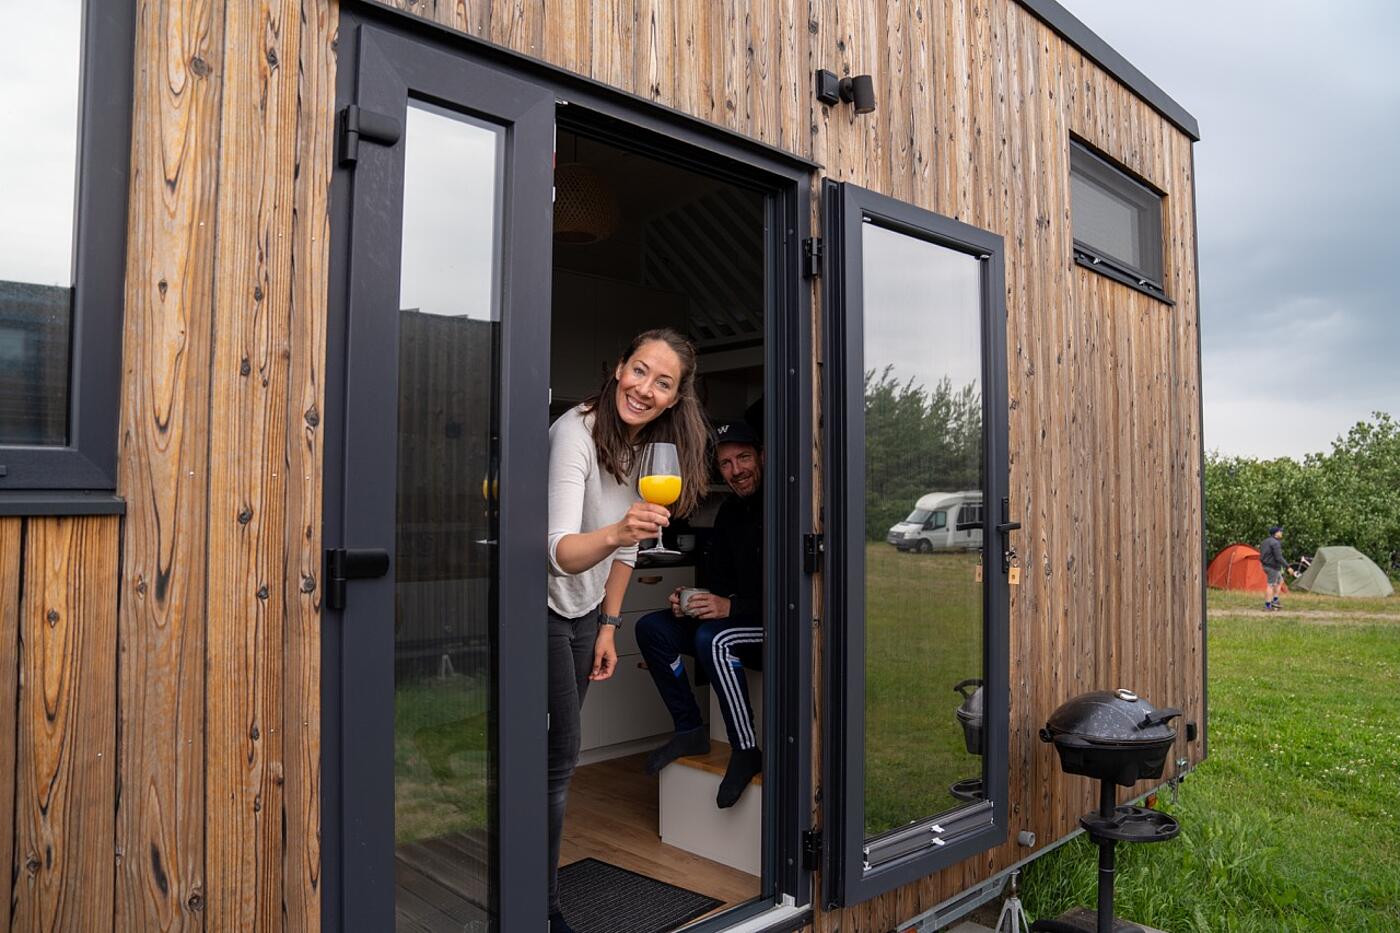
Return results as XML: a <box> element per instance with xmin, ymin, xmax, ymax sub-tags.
<box><xmin>0</xmin><ymin>2</ymin><xmax>82</xmax><ymax>445</ymax></box>
<box><xmin>394</xmin><ymin>102</ymin><xmax>503</xmax><ymax>928</ymax></box>
<box><xmin>861</xmin><ymin>221</ymin><xmax>985</xmax><ymax>839</ymax></box>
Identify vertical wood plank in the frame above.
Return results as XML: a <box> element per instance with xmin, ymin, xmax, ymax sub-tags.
<box><xmin>0</xmin><ymin>518</ymin><xmax>21</xmax><ymax>929</ymax></box>
<box><xmin>12</xmin><ymin>517</ymin><xmax>120</xmax><ymax>931</ymax></box>
<box><xmin>281</xmin><ymin>1</ymin><xmax>338</xmax><ymax>928</ymax></box>
<box><xmin>115</xmin><ymin>0</ymin><xmax>226</xmax><ymax>925</ymax></box>
<box><xmin>205</xmin><ymin>0</ymin><xmax>303</xmax><ymax>926</ymax></box>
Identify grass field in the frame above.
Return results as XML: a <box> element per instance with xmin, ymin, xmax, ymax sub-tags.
<box><xmin>1020</xmin><ymin>590</ymin><xmax>1400</xmax><ymax>932</ymax></box>
<box><xmin>395</xmin><ymin>675</ymin><xmax>490</xmax><ymax>844</ymax></box>
<box><xmin>865</xmin><ymin>542</ymin><xmax>985</xmax><ymax>836</ymax></box>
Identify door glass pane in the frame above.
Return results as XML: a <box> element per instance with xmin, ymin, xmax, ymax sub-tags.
<box><xmin>394</xmin><ymin>100</ymin><xmax>503</xmax><ymax>928</ymax></box>
<box><xmin>861</xmin><ymin>221</ymin><xmax>985</xmax><ymax>839</ymax></box>
<box><xmin>0</xmin><ymin>1</ymin><xmax>82</xmax><ymax>445</ymax></box>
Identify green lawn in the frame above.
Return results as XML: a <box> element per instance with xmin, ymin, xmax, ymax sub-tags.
<box><xmin>864</xmin><ymin>542</ymin><xmax>985</xmax><ymax>836</ymax></box>
<box><xmin>1021</xmin><ymin>590</ymin><xmax>1400</xmax><ymax>932</ymax></box>
<box><xmin>395</xmin><ymin>675</ymin><xmax>490</xmax><ymax>844</ymax></box>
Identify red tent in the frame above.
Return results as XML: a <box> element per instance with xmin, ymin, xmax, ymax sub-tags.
<box><xmin>1207</xmin><ymin>543</ymin><xmax>1288</xmax><ymax>593</ymax></box>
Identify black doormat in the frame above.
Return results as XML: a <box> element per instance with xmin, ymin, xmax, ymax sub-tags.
<box><xmin>558</xmin><ymin>858</ymin><xmax>723</xmax><ymax>933</ymax></box>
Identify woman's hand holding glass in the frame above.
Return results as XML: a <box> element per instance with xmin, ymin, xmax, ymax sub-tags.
<box><xmin>612</xmin><ymin>501</ymin><xmax>670</xmax><ymax>547</ymax></box>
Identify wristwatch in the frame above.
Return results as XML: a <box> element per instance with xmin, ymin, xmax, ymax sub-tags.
<box><xmin>598</xmin><ymin>612</ymin><xmax>623</xmax><ymax>630</ymax></box>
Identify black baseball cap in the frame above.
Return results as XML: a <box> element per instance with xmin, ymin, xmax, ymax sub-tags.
<box><xmin>1269</xmin><ymin>525</ymin><xmax>1283</xmax><ymax>534</ymax></box>
<box><xmin>713</xmin><ymin>420</ymin><xmax>761</xmax><ymax>448</ymax></box>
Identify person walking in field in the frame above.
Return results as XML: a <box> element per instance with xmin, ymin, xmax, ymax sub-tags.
<box><xmin>1259</xmin><ymin>525</ymin><xmax>1288</xmax><ymax>610</ymax></box>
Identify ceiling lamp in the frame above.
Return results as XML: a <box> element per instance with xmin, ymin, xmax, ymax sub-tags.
<box><xmin>554</xmin><ymin>161</ymin><xmax>618</xmax><ymax>245</ymax></box>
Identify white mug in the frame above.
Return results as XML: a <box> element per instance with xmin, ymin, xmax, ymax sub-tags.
<box><xmin>678</xmin><ymin>587</ymin><xmax>710</xmax><ymax>616</ymax></box>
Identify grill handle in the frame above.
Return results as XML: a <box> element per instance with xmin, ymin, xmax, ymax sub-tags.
<box><xmin>1139</xmin><ymin>707</ymin><xmax>1183</xmax><ymax>729</ymax></box>
<box><xmin>952</xmin><ymin>678</ymin><xmax>983</xmax><ymax>699</ymax></box>
<box><xmin>1039</xmin><ymin>729</ymin><xmax>1091</xmax><ymax>747</ymax></box>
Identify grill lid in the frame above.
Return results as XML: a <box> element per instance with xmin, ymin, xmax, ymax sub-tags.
<box><xmin>1040</xmin><ymin>689</ymin><xmax>1181</xmax><ymax>746</ymax></box>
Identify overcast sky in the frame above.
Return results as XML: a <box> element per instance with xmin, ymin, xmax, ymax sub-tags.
<box><xmin>1064</xmin><ymin>1</ymin><xmax>1400</xmax><ymax>460</ymax></box>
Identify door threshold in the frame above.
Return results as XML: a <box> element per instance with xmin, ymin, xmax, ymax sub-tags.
<box><xmin>689</xmin><ymin>898</ymin><xmax>809</xmax><ymax>933</ymax></box>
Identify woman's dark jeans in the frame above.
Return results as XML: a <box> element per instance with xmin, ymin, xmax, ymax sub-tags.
<box><xmin>548</xmin><ymin>607</ymin><xmax>598</xmax><ymax>915</ymax></box>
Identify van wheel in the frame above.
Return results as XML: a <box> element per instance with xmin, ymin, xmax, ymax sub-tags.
<box><xmin>917</xmin><ymin>539</ymin><xmax>933</xmax><ymax>554</ymax></box>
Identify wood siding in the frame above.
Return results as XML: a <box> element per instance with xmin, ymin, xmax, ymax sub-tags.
<box><xmin>2</xmin><ymin>0</ymin><xmax>1200</xmax><ymax>929</ymax></box>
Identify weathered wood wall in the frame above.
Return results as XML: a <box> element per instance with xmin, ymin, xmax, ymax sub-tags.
<box><xmin>2</xmin><ymin>0</ymin><xmax>1199</xmax><ymax>929</ymax></box>
<box><xmin>380</xmin><ymin>0</ymin><xmax>1203</xmax><ymax>926</ymax></box>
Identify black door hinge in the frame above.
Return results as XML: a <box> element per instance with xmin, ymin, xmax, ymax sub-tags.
<box><xmin>339</xmin><ymin>104</ymin><xmax>403</xmax><ymax>166</ymax></box>
<box><xmin>802</xmin><ymin>237</ymin><xmax>823</xmax><ymax>278</ymax></box>
<box><xmin>802</xmin><ymin>829</ymin><xmax>822</xmax><ymax>871</ymax></box>
<box><xmin>325</xmin><ymin>547</ymin><xmax>391</xmax><ymax>610</ymax></box>
<box><xmin>802</xmin><ymin>533</ymin><xmax>824</xmax><ymax>574</ymax></box>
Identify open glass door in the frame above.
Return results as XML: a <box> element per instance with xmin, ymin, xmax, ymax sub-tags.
<box><xmin>821</xmin><ymin>181</ymin><xmax>1012</xmax><ymax>906</ymax></box>
<box><xmin>327</xmin><ymin>20</ymin><xmax>554</xmax><ymax>931</ymax></box>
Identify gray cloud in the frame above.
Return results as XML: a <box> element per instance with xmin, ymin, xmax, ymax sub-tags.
<box><xmin>1066</xmin><ymin>0</ymin><xmax>1400</xmax><ymax>458</ymax></box>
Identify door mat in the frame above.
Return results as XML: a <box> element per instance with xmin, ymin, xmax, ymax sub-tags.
<box><xmin>558</xmin><ymin>858</ymin><xmax>723</xmax><ymax>933</ymax></box>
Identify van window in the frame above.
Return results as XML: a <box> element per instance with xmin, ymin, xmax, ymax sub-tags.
<box><xmin>904</xmin><ymin>508</ymin><xmax>932</xmax><ymax>524</ymax></box>
<box><xmin>927</xmin><ymin>510</ymin><xmax>947</xmax><ymax>530</ymax></box>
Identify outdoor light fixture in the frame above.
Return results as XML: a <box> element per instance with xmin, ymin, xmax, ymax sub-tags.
<box><xmin>815</xmin><ymin>69</ymin><xmax>877</xmax><ymax>114</ymax></box>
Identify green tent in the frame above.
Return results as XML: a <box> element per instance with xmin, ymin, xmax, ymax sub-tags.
<box><xmin>1293</xmin><ymin>546</ymin><xmax>1395</xmax><ymax>597</ymax></box>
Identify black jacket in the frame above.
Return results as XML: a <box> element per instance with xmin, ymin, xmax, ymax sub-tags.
<box><xmin>700</xmin><ymin>487</ymin><xmax>764</xmax><ymax>620</ymax></box>
<box><xmin>1259</xmin><ymin>535</ymin><xmax>1286</xmax><ymax>571</ymax></box>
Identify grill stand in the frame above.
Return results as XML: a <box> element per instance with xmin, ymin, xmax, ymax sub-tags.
<box><xmin>1029</xmin><ymin>780</ymin><xmax>1178</xmax><ymax>933</ymax></box>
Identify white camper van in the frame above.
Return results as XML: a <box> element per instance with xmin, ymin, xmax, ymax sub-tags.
<box><xmin>886</xmin><ymin>491</ymin><xmax>984</xmax><ymax>552</ymax></box>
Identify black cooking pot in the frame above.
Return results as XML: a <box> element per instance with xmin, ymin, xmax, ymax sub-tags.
<box><xmin>1039</xmin><ymin>689</ymin><xmax>1181</xmax><ymax>787</ymax></box>
<box><xmin>953</xmin><ymin>678</ymin><xmax>984</xmax><ymax>755</ymax></box>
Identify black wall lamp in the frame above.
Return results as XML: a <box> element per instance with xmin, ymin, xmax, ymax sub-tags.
<box><xmin>815</xmin><ymin>69</ymin><xmax>876</xmax><ymax>114</ymax></box>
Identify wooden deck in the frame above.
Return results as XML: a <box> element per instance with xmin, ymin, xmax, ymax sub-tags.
<box><xmin>393</xmin><ymin>751</ymin><xmax>759</xmax><ymax>929</ymax></box>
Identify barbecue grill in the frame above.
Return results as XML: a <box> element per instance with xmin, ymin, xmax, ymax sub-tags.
<box><xmin>1030</xmin><ymin>689</ymin><xmax>1183</xmax><ymax>933</ymax></box>
<box><xmin>949</xmin><ymin>678</ymin><xmax>985</xmax><ymax>802</ymax></box>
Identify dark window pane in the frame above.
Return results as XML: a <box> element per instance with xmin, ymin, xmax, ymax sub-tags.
<box><xmin>861</xmin><ymin>221</ymin><xmax>985</xmax><ymax>840</ymax></box>
<box><xmin>0</xmin><ymin>3</ymin><xmax>82</xmax><ymax>446</ymax></box>
<box><xmin>1070</xmin><ymin>142</ymin><xmax>1163</xmax><ymax>287</ymax></box>
<box><xmin>393</xmin><ymin>100</ymin><xmax>504</xmax><ymax>927</ymax></box>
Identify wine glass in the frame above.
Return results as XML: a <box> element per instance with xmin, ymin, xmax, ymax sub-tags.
<box><xmin>637</xmin><ymin>442</ymin><xmax>682</xmax><ymax>557</ymax></box>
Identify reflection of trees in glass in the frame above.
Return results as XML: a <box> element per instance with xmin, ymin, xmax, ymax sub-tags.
<box><xmin>864</xmin><ymin>366</ymin><xmax>982</xmax><ymax>541</ymax></box>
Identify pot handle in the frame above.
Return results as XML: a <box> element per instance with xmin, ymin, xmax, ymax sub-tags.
<box><xmin>1140</xmin><ymin>707</ymin><xmax>1183</xmax><ymax>729</ymax></box>
<box><xmin>1039</xmin><ymin>728</ymin><xmax>1090</xmax><ymax>747</ymax></box>
<box><xmin>953</xmin><ymin>678</ymin><xmax>983</xmax><ymax>699</ymax></box>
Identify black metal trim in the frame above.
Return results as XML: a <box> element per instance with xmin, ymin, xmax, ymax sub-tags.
<box><xmin>325</xmin><ymin>6</ymin><xmax>818</xmax><ymax>924</ymax></box>
<box><xmin>1016</xmin><ymin>0</ymin><xmax>1200</xmax><ymax>141</ymax></box>
<box><xmin>0</xmin><ymin>492</ymin><xmax>125</xmax><ymax>517</ymax></box>
<box><xmin>1072</xmin><ymin>253</ymin><xmax>1175</xmax><ymax>307</ymax></box>
<box><xmin>0</xmin><ymin>0</ymin><xmax>135</xmax><ymax>494</ymax></box>
<box><xmin>1190</xmin><ymin>144</ymin><xmax>1209</xmax><ymax>761</ymax></box>
<box><xmin>822</xmin><ymin>181</ymin><xmax>1011</xmax><ymax>908</ymax></box>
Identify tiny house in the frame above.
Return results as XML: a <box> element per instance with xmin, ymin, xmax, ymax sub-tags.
<box><xmin>0</xmin><ymin>1</ymin><xmax>1205</xmax><ymax>930</ymax></box>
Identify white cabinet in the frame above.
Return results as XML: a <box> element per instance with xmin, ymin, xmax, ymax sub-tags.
<box><xmin>579</xmin><ymin>563</ymin><xmax>700</xmax><ymax>762</ymax></box>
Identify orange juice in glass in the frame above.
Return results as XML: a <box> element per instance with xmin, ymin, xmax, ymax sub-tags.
<box><xmin>637</xmin><ymin>442</ymin><xmax>681</xmax><ymax>556</ymax></box>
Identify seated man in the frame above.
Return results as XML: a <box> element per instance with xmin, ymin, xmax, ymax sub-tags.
<box><xmin>636</xmin><ymin>420</ymin><xmax>764</xmax><ymax>808</ymax></box>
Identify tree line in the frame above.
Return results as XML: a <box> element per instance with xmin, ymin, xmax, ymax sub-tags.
<box><xmin>863</xmin><ymin>367</ymin><xmax>982</xmax><ymax>541</ymax></box>
<box><xmin>1205</xmin><ymin>412</ymin><xmax>1400</xmax><ymax>569</ymax></box>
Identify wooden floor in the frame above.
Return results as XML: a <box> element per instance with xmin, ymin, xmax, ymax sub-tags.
<box><xmin>562</xmin><ymin>752</ymin><xmax>761</xmax><ymax>911</ymax></box>
<box><xmin>392</xmin><ymin>752</ymin><xmax>759</xmax><ymax>930</ymax></box>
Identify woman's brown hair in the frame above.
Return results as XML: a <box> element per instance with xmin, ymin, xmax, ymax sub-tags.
<box><xmin>583</xmin><ymin>328</ymin><xmax>710</xmax><ymax>517</ymax></box>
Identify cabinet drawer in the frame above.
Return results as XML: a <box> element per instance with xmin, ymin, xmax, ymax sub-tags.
<box><xmin>584</xmin><ymin>654</ymin><xmax>681</xmax><ymax>747</ymax></box>
<box><xmin>622</xmin><ymin>565</ymin><xmax>695</xmax><ymax>614</ymax></box>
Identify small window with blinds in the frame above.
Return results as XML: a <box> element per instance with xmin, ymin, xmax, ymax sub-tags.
<box><xmin>1069</xmin><ymin>140</ymin><xmax>1166</xmax><ymax>298</ymax></box>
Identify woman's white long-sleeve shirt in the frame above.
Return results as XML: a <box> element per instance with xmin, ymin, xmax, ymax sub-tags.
<box><xmin>546</xmin><ymin>405</ymin><xmax>638</xmax><ymax>617</ymax></box>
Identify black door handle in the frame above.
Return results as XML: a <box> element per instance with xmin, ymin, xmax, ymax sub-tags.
<box><xmin>326</xmin><ymin>547</ymin><xmax>391</xmax><ymax>610</ymax></box>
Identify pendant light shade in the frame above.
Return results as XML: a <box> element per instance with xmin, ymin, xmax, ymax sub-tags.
<box><xmin>553</xmin><ymin>162</ymin><xmax>619</xmax><ymax>244</ymax></box>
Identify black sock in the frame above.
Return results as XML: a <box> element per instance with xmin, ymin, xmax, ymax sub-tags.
<box><xmin>717</xmin><ymin>747</ymin><xmax>762</xmax><ymax>808</ymax></box>
<box><xmin>644</xmin><ymin>727</ymin><xmax>710</xmax><ymax>775</ymax></box>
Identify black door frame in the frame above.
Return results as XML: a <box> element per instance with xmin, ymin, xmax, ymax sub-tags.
<box><xmin>323</xmin><ymin>3</ymin><xmax>819</xmax><ymax>927</ymax></box>
<box><xmin>326</xmin><ymin>19</ymin><xmax>556</xmax><ymax>931</ymax></box>
<box><xmin>820</xmin><ymin>180</ymin><xmax>1012</xmax><ymax>908</ymax></box>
